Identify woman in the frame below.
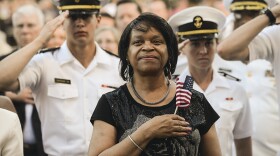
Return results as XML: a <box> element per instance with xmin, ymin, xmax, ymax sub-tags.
<box><xmin>168</xmin><ymin>6</ymin><xmax>252</xmax><ymax>156</ymax></box>
<box><xmin>89</xmin><ymin>13</ymin><xmax>221</xmax><ymax>156</ymax></box>
<box><xmin>95</xmin><ymin>26</ymin><xmax>120</xmax><ymax>56</ymax></box>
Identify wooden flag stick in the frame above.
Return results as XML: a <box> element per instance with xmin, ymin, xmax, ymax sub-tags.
<box><xmin>174</xmin><ymin>106</ymin><xmax>178</xmax><ymax>114</ymax></box>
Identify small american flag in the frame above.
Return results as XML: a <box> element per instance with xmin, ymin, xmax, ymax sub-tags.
<box><xmin>175</xmin><ymin>75</ymin><xmax>193</xmax><ymax>108</ymax></box>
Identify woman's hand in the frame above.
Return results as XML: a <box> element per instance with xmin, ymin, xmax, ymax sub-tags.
<box><xmin>140</xmin><ymin>114</ymin><xmax>192</xmax><ymax>140</ymax></box>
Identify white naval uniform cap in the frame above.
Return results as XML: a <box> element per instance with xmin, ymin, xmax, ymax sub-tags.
<box><xmin>168</xmin><ymin>6</ymin><xmax>226</xmax><ymax>42</ymax></box>
<box><xmin>223</xmin><ymin>0</ymin><xmax>277</xmax><ymax>12</ymax></box>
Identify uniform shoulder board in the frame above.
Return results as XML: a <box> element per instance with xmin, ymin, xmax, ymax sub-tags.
<box><xmin>38</xmin><ymin>47</ymin><xmax>60</xmax><ymax>54</ymax></box>
<box><xmin>103</xmin><ymin>49</ymin><xmax>119</xmax><ymax>58</ymax></box>
<box><xmin>218</xmin><ymin>71</ymin><xmax>241</xmax><ymax>82</ymax></box>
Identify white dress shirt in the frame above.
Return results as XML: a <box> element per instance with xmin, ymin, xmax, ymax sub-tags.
<box><xmin>179</xmin><ymin>69</ymin><xmax>252</xmax><ymax>156</ymax></box>
<box><xmin>18</xmin><ymin>42</ymin><xmax>125</xmax><ymax>156</ymax></box>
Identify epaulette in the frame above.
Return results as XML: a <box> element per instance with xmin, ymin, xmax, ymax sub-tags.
<box><xmin>103</xmin><ymin>49</ymin><xmax>119</xmax><ymax>58</ymax></box>
<box><xmin>218</xmin><ymin>71</ymin><xmax>241</xmax><ymax>82</ymax></box>
<box><xmin>38</xmin><ymin>47</ymin><xmax>60</xmax><ymax>54</ymax></box>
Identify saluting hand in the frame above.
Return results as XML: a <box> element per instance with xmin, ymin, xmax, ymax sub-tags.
<box><xmin>178</xmin><ymin>39</ymin><xmax>190</xmax><ymax>55</ymax></box>
<box><xmin>271</xmin><ymin>4</ymin><xmax>280</xmax><ymax>24</ymax></box>
<box><xmin>37</xmin><ymin>10</ymin><xmax>69</xmax><ymax>46</ymax></box>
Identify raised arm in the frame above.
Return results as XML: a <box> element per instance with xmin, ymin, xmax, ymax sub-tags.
<box><xmin>217</xmin><ymin>4</ymin><xmax>280</xmax><ymax>62</ymax></box>
<box><xmin>0</xmin><ymin>11</ymin><xmax>68</xmax><ymax>91</ymax></box>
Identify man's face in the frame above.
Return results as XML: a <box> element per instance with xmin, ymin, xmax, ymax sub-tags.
<box><xmin>64</xmin><ymin>12</ymin><xmax>100</xmax><ymax>46</ymax></box>
<box><xmin>147</xmin><ymin>1</ymin><xmax>169</xmax><ymax>20</ymax></box>
<box><xmin>13</xmin><ymin>13</ymin><xmax>43</xmax><ymax>47</ymax></box>
<box><xmin>96</xmin><ymin>29</ymin><xmax>118</xmax><ymax>55</ymax></box>
<box><xmin>115</xmin><ymin>3</ymin><xmax>141</xmax><ymax>32</ymax></box>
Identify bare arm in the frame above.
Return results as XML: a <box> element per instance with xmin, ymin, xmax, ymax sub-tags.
<box><xmin>235</xmin><ymin>137</ymin><xmax>252</xmax><ymax>156</ymax></box>
<box><xmin>88</xmin><ymin>114</ymin><xmax>192</xmax><ymax>156</ymax></box>
<box><xmin>200</xmin><ymin>124</ymin><xmax>221</xmax><ymax>156</ymax></box>
<box><xmin>0</xmin><ymin>11</ymin><xmax>68</xmax><ymax>91</ymax></box>
<box><xmin>5</xmin><ymin>87</ymin><xmax>34</xmax><ymax>104</ymax></box>
<box><xmin>217</xmin><ymin>4</ymin><xmax>280</xmax><ymax>62</ymax></box>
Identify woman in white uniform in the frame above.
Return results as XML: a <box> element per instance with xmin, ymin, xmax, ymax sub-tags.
<box><xmin>168</xmin><ymin>6</ymin><xmax>253</xmax><ymax>156</ymax></box>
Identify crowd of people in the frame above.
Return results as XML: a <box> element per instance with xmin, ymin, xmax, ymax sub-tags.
<box><xmin>0</xmin><ymin>0</ymin><xmax>280</xmax><ymax>156</ymax></box>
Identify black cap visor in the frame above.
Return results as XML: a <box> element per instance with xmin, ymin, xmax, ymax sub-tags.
<box><xmin>179</xmin><ymin>33</ymin><xmax>216</xmax><ymax>42</ymax></box>
<box><xmin>67</xmin><ymin>10</ymin><xmax>98</xmax><ymax>20</ymax></box>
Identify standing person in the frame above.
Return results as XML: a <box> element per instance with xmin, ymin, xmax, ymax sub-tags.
<box><xmin>0</xmin><ymin>0</ymin><xmax>124</xmax><ymax>155</ymax></box>
<box><xmin>221</xmin><ymin>0</ymin><xmax>277</xmax><ymax>40</ymax></box>
<box><xmin>88</xmin><ymin>12</ymin><xmax>221</xmax><ymax>156</ymax></box>
<box><xmin>217</xmin><ymin>4</ymin><xmax>280</xmax><ymax>114</ymax></box>
<box><xmin>0</xmin><ymin>108</ymin><xmax>23</xmax><ymax>156</ymax></box>
<box><xmin>95</xmin><ymin>26</ymin><xmax>120</xmax><ymax>56</ymax></box>
<box><xmin>246</xmin><ymin>59</ymin><xmax>280</xmax><ymax>156</ymax></box>
<box><xmin>221</xmin><ymin>0</ymin><xmax>280</xmax><ymax>155</ymax></box>
<box><xmin>168</xmin><ymin>6</ymin><xmax>252</xmax><ymax>156</ymax></box>
<box><xmin>115</xmin><ymin>0</ymin><xmax>142</xmax><ymax>33</ymax></box>
<box><xmin>146</xmin><ymin>0</ymin><xmax>171</xmax><ymax>20</ymax></box>
<box><xmin>97</xmin><ymin>12</ymin><xmax>116</xmax><ymax>28</ymax></box>
<box><xmin>0</xmin><ymin>4</ymin><xmax>47</xmax><ymax>156</ymax></box>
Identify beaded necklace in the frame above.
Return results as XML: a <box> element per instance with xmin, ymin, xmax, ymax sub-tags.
<box><xmin>131</xmin><ymin>77</ymin><xmax>170</xmax><ymax>105</ymax></box>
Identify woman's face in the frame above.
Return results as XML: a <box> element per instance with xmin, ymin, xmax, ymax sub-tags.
<box><xmin>96</xmin><ymin>30</ymin><xmax>118</xmax><ymax>56</ymax></box>
<box><xmin>127</xmin><ymin>26</ymin><xmax>168</xmax><ymax>77</ymax></box>
<box><xmin>182</xmin><ymin>38</ymin><xmax>216</xmax><ymax>70</ymax></box>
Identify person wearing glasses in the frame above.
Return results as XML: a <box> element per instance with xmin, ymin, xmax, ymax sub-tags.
<box><xmin>0</xmin><ymin>0</ymin><xmax>124</xmax><ymax>155</ymax></box>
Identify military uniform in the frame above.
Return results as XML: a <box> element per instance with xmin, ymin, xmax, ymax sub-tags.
<box><xmin>17</xmin><ymin>0</ymin><xmax>125</xmax><ymax>155</ymax></box>
<box><xmin>179</xmin><ymin>69</ymin><xmax>252</xmax><ymax>156</ymax></box>
<box><xmin>19</xmin><ymin>41</ymin><xmax>124</xmax><ymax>155</ymax></box>
<box><xmin>222</xmin><ymin>0</ymin><xmax>280</xmax><ymax>155</ymax></box>
<box><xmin>168</xmin><ymin>6</ymin><xmax>253</xmax><ymax>156</ymax></box>
<box><xmin>246</xmin><ymin>60</ymin><xmax>280</xmax><ymax>156</ymax></box>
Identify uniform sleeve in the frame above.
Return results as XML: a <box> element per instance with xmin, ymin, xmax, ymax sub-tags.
<box><xmin>199</xmin><ymin>95</ymin><xmax>220</xmax><ymax>135</ymax></box>
<box><xmin>18</xmin><ymin>54</ymin><xmax>44</xmax><ymax>91</ymax></box>
<box><xmin>233</xmin><ymin>86</ymin><xmax>252</xmax><ymax>139</ymax></box>
<box><xmin>249</xmin><ymin>26</ymin><xmax>278</xmax><ymax>63</ymax></box>
<box><xmin>90</xmin><ymin>94</ymin><xmax>115</xmax><ymax>127</ymax></box>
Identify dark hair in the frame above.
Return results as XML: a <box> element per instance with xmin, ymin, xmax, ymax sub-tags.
<box><xmin>116</xmin><ymin>0</ymin><xmax>142</xmax><ymax>14</ymax></box>
<box><xmin>100</xmin><ymin>12</ymin><xmax>114</xmax><ymax>19</ymax></box>
<box><xmin>119</xmin><ymin>12</ymin><xmax>179</xmax><ymax>81</ymax></box>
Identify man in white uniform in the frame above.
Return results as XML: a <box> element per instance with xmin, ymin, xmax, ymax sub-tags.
<box><xmin>246</xmin><ymin>60</ymin><xmax>280</xmax><ymax>156</ymax></box>
<box><xmin>0</xmin><ymin>0</ymin><xmax>124</xmax><ymax>155</ymax></box>
<box><xmin>218</xmin><ymin>2</ymin><xmax>280</xmax><ymax>120</ymax></box>
<box><xmin>168</xmin><ymin>6</ymin><xmax>253</xmax><ymax>156</ymax></box>
<box><xmin>221</xmin><ymin>0</ymin><xmax>280</xmax><ymax>155</ymax></box>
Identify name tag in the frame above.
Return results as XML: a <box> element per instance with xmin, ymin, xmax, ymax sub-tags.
<box><xmin>54</xmin><ymin>78</ymin><xmax>71</xmax><ymax>84</ymax></box>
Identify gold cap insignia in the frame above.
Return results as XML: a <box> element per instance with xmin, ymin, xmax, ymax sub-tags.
<box><xmin>193</xmin><ymin>16</ymin><xmax>203</xmax><ymax>28</ymax></box>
